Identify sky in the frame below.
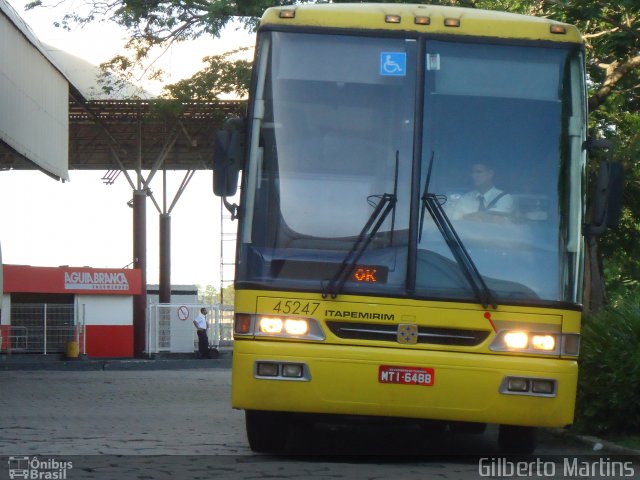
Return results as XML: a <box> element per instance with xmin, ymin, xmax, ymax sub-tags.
<box><xmin>0</xmin><ymin>0</ymin><xmax>253</xmax><ymax>289</ymax></box>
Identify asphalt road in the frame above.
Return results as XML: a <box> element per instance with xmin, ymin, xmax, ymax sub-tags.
<box><xmin>0</xmin><ymin>369</ymin><xmax>635</xmax><ymax>480</ymax></box>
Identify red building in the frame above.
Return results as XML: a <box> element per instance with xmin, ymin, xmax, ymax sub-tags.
<box><xmin>1</xmin><ymin>265</ymin><xmax>142</xmax><ymax>357</ymax></box>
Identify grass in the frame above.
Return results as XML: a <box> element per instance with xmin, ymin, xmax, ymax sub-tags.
<box><xmin>615</xmin><ymin>435</ymin><xmax>640</xmax><ymax>450</ymax></box>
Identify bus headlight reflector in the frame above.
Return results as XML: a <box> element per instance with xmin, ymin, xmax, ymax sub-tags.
<box><xmin>282</xmin><ymin>364</ymin><xmax>304</xmax><ymax>378</ymax></box>
<box><xmin>504</xmin><ymin>331</ymin><xmax>528</xmax><ymax>349</ymax></box>
<box><xmin>507</xmin><ymin>377</ymin><xmax>529</xmax><ymax>392</ymax></box>
<box><xmin>532</xmin><ymin>379</ymin><xmax>555</xmax><ymax>394</ymax></box>
<box><xmin>258</xmin><ymin>317</ymin><xmax>283</xmax><ymax>334</ymax></box>
<box><xmin>532</xmin><ymin>334</ymin><xmax>556</xmax><ymax>351</ymax></box>
<box><xmin>256</xmin><ymin>362</ymin><xmax>279</xmax><ymax>377</ymax></box>
<box><xmin>500</xmin><ymin>376</ymin><xmax>557</xmax><ymax>397</ymax></box>
<box><xmin>255</xmin><ymin>362</ymin><xmax>310</xmax><ymax>381</ymax></box>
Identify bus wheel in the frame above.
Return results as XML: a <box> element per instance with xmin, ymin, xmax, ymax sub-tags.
<box><xmin>498</xmin><ymin>425</ymin><xmax>538</xmax><ymax>454</ymax></box>
<box><xmin>245</xmin><ymin>410</ymin><xmax>290</xmax><ymax>453</ymax></box>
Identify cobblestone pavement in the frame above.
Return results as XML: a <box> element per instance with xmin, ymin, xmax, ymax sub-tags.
<box><xmin>0</xmin><ymin>369</ymin><xmax>635</xmax><ymax>480</ymax></box>
<box><xmin>0</xmin><ymin>369</ymin><xmax>246</xmax><ymax>456</ymax></box>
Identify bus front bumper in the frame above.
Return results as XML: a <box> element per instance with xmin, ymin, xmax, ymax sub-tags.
<box><xmin>232</xmin><ymin>340</ymin><xmax>577</xmax><ymax>427</ymax></box>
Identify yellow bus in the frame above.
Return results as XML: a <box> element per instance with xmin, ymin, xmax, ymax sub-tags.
<box><xmin>213</xmin><ymin>3</ymin><xmax>621</xmax><ymax>454</ymax></box>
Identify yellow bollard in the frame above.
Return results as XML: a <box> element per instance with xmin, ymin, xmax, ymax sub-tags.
<box><xmin>66</xmin><ymin>340</ymin><xmax>79</xmax><ymax>359</ymax></box>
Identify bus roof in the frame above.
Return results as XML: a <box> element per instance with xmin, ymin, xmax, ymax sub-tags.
<box><xmin>260</xmin><ymin>3</ymin><xmax>582</xmax><ymax>44</ymax></box>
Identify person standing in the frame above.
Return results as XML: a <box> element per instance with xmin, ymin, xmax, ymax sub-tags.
<box><xmin>193</xmin><ymin>307</ymin><xmax>210</xmax><ymax>358</ymax></box>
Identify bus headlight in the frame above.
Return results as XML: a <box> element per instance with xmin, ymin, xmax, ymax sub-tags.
<box><xmin>504</xmin><ymin>331</ymin><xmax>528</xmax><ymax>349</ymax></box>
<box><xmin>531</xmin><ymin>334</ymin><xmax>556</xmax><ymax>351</ymax></box>
<box><xmin>257</xmin><ymin>317</ymin><xmax>310</xmax><ymax>335</ymax></box>
<box><xmin>490</xmin><ymin>330</ymin><xmax>560</xmax><ymax>355</ymax></box>
<box><xmin>284</xmin><ymin>319</ymin><xmax>309</xmax><ymax>335</ymax></box>
<box><xmin>258</xmin><ymin>317</ymin><xmax>284</xmax><ymax>334</ymax></box>
<box><xmin>254</xmin><ymin>315</ymin><xmax>325</xmax><ymax>341</ymax></box>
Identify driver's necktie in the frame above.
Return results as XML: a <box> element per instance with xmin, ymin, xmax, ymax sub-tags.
<box><xmin>478</xmin><ymin>195</ymin><xmax>486</xmax><ymax>212</ymax></box>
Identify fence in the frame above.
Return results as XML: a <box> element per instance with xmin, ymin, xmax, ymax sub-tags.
<box><xmin>217</xmin><ymin>305</ymin><xmax>234</xmax><ymax>346</ymax></box>
<box><xmin>147</xmin><ymin>303</ymin><xmax>234</xmax><ymax>355</ymax></box>
<box><xmin>1</xmin><ymin>303</ymin><xmax>86</xmax><ymax>355</ymax></box>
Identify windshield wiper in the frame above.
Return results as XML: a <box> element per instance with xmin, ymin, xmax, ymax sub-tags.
<box><xmin>322</xmin><ymin>152</ymin><xmax>399</xmax><ymax>299</ymax></box>
<box><xmin>420</xmin><ymin>154</ymin><xmax>498</xmax><ymax>309</ymax></box>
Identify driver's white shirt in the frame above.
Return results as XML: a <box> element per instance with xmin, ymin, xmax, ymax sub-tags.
<box><xmin>449</xmin><ymin>187</ymin><xmax>514</xmax><ymax>220</ymax></box>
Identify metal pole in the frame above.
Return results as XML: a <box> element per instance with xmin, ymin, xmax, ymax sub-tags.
<box><xmin>163</xmin><ymin>169</ymin><xmax>167</xmax><ymax>214</ymax></box>
<box><xmin>82</xmin><ymin>304</ymin><xmax>86</xmax><ymax>356</ymax></box>
<box><xmin>43</xmin><ymin>304</ymin><xmax>47</xmax><ymax>355</ymax></box>
<box><xmin>146</xmin><ymin>306</ymin><xmax>149</xmax><ymax>356</ymax></box>
<box><xmin>159</xmin><ymin>213</ymin><xmax>171</xmax><ymax>303</ymax></box>
<box><xmin>133</xmin><ymin>190</ymin><xmax>147</xmax><ymax>358</ymax></box>
<box><xmin>215</xmin><ymin>305</ymin><xmax>220</xmax><ymax>348</ymax></box>
<box><xmin>167</xmin><ymin>170</ymin><xmax>195</xmax><ymax>214</ymax></box>
<box><xmin>220</xmin><ymin>199</ymin><xmax>224</xmax><ymax>306</ymax></box>
<box><xmin>75</xmin><ymin>302</ymin><xmax>79</xmax><ymax>346</ymax></box>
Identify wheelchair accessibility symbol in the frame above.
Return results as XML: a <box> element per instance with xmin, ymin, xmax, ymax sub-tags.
<box><xmin>380</xmin><ymin>52</ymin><xmax>406</xmax><ymax>76</ymax></box>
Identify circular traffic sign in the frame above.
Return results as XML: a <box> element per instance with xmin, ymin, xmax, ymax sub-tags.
<box><xmin>177</xmin><ymin>305</ymin><xmax>190</xmax><ymax>321</ymax></box>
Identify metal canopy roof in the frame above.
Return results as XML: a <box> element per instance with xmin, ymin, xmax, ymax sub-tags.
<box><xmin>0</xmin><ymin>98</ymin><xmax>246</xmax><ymax>174</ymax></box>
<box><xmin>70</xmin><ymin>99</ymin><xmax>246</xmax><ymax>171</ymax></box>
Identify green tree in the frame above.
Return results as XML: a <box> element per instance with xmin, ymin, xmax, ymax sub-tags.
<box><xmin>161</xmin><ymin>49</ymin><xmax>252</xmax><ymax>100</ymax></box>
<box><xmin>220</xmin><ymin>283</ymin><xmax>235</xmax><ymax>306</ymax></box>
<box><xmin>197</xmin><ymin>284</ymin><xmax>218</xmax><ymax>305</ymax></box>
<box><xmin>198</xmin><ymin>283</ymin><xmax>234</xmax><ymax>306</ymax></box>
<box><xmin>26</xmin><ymin>0</ymin><xmax>294</xmax><ymax>98</ymax></box>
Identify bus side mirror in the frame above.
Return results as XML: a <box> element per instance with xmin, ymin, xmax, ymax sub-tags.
<box><xmin>213</xmin><ymin>118</ymin><xmax>245</xmax><ymax>197</ymax></box>
<box><xmin>585</xmin><ymin>139</ymin><xmax>625</xmax><ymax>236</ymax></box>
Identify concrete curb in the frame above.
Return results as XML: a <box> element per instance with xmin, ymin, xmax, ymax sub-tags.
<box><xmin>548</xmin><ymin>428</ymin><xmax>640</xmax><ymax>456</ymax></box>
<box><xmin>0</xmin><ymin>354</ymin><xmax>232</xmax><ymax>371</ymax></box>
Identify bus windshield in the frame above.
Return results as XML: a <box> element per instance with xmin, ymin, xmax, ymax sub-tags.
<box><xmin>238</xmin><ymin>31</ymin><xmax>586</xmax><ymax>306</ymax></box>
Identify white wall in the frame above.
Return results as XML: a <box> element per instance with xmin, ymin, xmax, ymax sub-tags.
<box><xmin>0</xmin><ymin>5</ymin><xmax>69</xmax><ymax>180</ymax></box>
<box><xmin>77</xmin><ymin>295</ymin><xmax>132</xmax><ymax>326</ymax></box>
<box><xmin>147</xmin><ymin>303</ymin><xmax>203</xmax><ymax>354</ymax></box>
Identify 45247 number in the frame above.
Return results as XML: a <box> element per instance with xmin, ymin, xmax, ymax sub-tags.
<box><xmin>272</xmin><ymin>300</ymin><xmax>320</xmax><ymax>316</ymax></box>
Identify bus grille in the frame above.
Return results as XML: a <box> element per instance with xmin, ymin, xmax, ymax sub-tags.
<box><xmin>325</xmin><ymin>322</ymin><xmax>490</xmax><ymax>347</ymax></box>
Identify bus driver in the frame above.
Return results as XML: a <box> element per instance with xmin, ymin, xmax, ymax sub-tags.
<box><xmin>450</xmin><ymin>162</ymin><xmax>515</xmax><ymax>223</ymax></box>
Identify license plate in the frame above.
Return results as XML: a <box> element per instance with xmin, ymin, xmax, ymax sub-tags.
<box><xmin>378</xmin><ymin>365</ymin><xmax>435</xmax><ymax>386</ymax></box>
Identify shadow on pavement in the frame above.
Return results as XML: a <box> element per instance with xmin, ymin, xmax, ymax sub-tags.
<box><xmin>280</xmin><ymin>422</ymin><xmax>500</xmax><ymax>460</ymax></box>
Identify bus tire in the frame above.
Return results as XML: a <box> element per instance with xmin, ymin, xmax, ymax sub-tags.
<box><xmin>498</xmin><ymin>425</ymin><xmax>538</xmax><ymax>454</ymax></box>
<box><xmin>245</xmin><ymin>410</ymin><xmax>290</xmax><ymax>453</ymax></box>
